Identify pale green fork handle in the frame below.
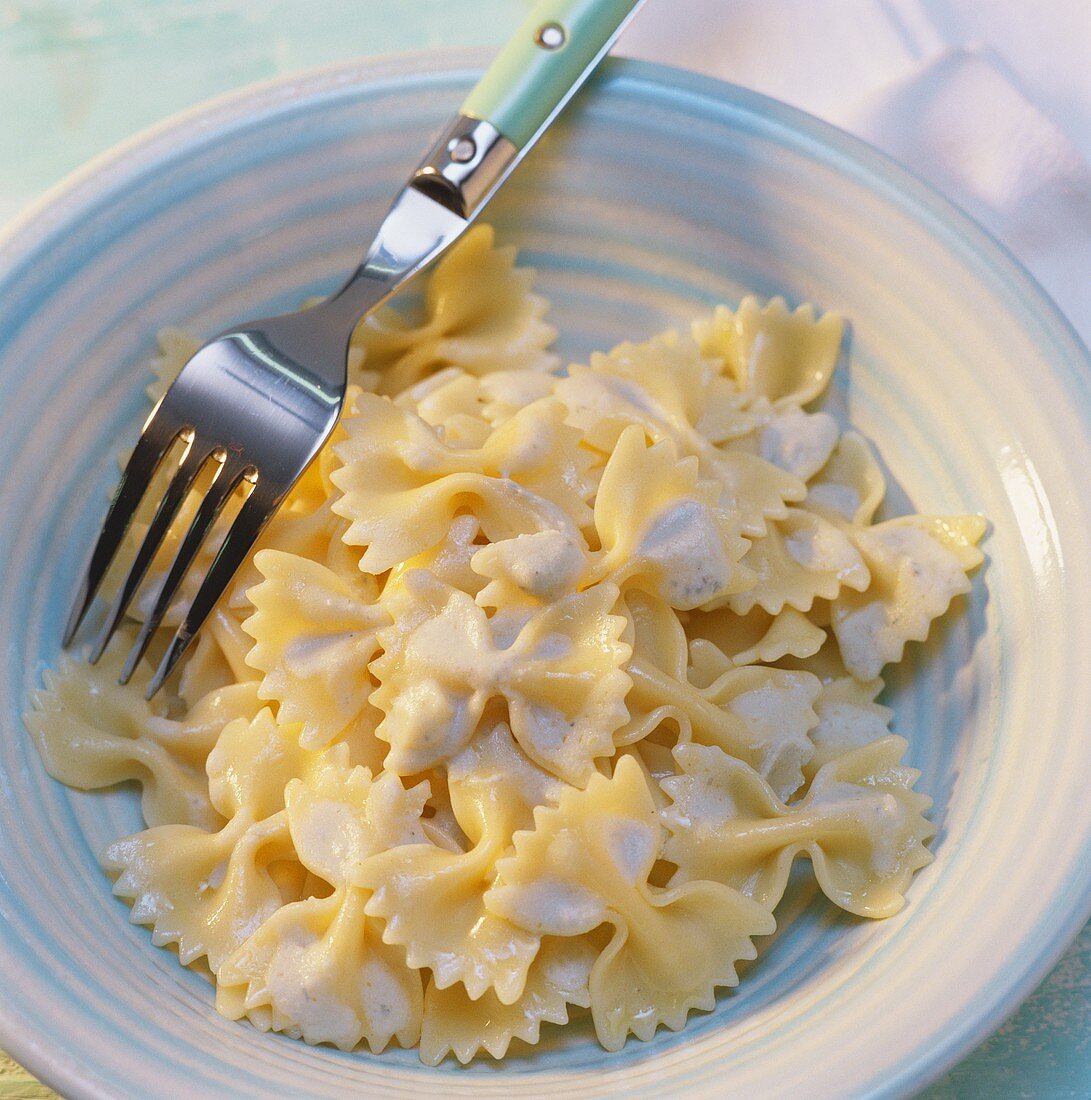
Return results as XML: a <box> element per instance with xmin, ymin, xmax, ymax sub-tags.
<box><xmin>461</xmin><ymin>0</ymin><xmax>645</xmax><ymax>150</ymax></box>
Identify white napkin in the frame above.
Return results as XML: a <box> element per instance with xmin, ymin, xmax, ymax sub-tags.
<box><xmin>841</xmin><ymin>48</ymin><xmax>1091</xmax><ymax>344</ymax></box>
<box><xmin>623</xmin><ymin>0</ymin><xmax>1091</xmax><ymax>347</ymax></box>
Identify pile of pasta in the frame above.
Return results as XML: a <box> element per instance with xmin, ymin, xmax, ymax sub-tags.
<box><xmin>27</xmin><ymin>226</ymin><xmax>985</xmax><ymax>1064</ymax></box>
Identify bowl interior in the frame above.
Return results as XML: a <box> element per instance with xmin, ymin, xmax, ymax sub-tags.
<box><xmin>2</xmin><ymin>54</ymin><xmax>1091</xmax><ymax>1099</ymax></box>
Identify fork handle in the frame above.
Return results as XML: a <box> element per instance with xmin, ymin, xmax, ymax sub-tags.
<box><xmin>462</xmin><ymin>0</ymin><xmax>645</xmax><ymax>150</ymax></box>
<box><xmin>408</xmin><ymin>0</ymin><xmax>645</xmax><ymax>220</ymax></box>
<box><xmin>330</xmin><ymin>0</ymin><xmax>645</xmax><ymax>326</ymax></box>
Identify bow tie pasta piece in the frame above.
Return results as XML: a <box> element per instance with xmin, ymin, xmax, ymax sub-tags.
<box><xmin>367</xmin><ymin>392</ymin><xmax>593</xmax><ymax>529</ymax></box>
<box><xmin>478</xmin><ymin>369</ymin><xmax>557</xmax><ymax>426</ymax></box>
<box><xmin>204</xmin><ymin>708</ymin><xmax>340</xmax><ymax>825</ymax></box>
<box><xmin>804</xmin><ymin>738</ymin><xmax>934</xmax><ymax>914</ymax></box>
<box><xmin>594</xmin><ymin>332</ymin><xmax>753</xmax><ymax>447</ymax></box>
<box><xmin>485</xmin><ymin>755</ymin><xmax>774</xmax><ymax>1050</ymax></box>
<box><xmin>332</xmin><ymin>394</ymin><xmax>585</xmax><ymax>573</ymax></box>
<box><xmin>175</xmin><ymin>609</ymin><xmax>265</xmax><ymax>707</ymax></box>
<box><xmin>286</xmin><ymin>758</ymin><xmax>431</xmax><ymax>881</ymax></box>
<box><xmin>350</xmin><ymin>225</ymin><xmax>556</xmax><ymax>395</ymax></box>
<box><xmin>759</xmin><ymin>406</ymin><xmax>841</xmax><ymax>482</ymax></box>
<box><xmin>106</xmin><ymin>808</ymin><xmax>295</xmax><ymax>973</ymax></box>
<box><xmin>385</xmin><ymin>513</ymin><xmax>485</xmax><ymax>601</ymax></box>
<box><xmin>218</xmin><ymin>888</ymin><xmax>421</xmax><ymax>1052</ymax></box>
<box><xmin>611</xmin><ymin>590</ymin><xmax>694</xmax><ymax>747</ymax></box>
<box><xmin>592</xmin><ymin>425</ymin><xmax>753</xmax><ymax>610</ymax></box>
<box><xmin>701</xmin><ymin>666</ymin><xmax>821</xmax><ymax>800</ymax></box>
<box><xmin>628</xmin><ymin>654</ymin><xmax>820</xmax><ymax>800</ymax></box>
<box><xmin>369</xmin><ymin>575</ymin><xmax>490</xmax><ymax>774</ymax></box>
<box><xmin>555</xmin><ymin>333</ymin><xmax>755</xmax><ymax>456</ymax></box>
<box><xmin>711</xmin><ymin>448</ymin><xmax>808</xmax><ymax>539</ymax></box>
<box><xmin>372</xmin><ymin>572</ymin><xmax>631</xmax><ymax>783</ymax></box>
<box><xmin>832</xmin><ymin>515</ymin><xmax>987</xmax><ymax>679</ymax></box>
<box><xmin>354</xmin><ymin>724</ymin><xmax>559</xmax><ymax>1006</ymax></box>
<box><xmin>555</xmin><ymin>345</ymin><xmax>805</xmax><ymax>537</ymax></box>
<box><xmin>663</xmin><ymin>737</ymin><xmax>934</xmax><ymax>917</ymax></box>
<box><xmin>24</xmin><ymin>633</ymin><xmax>262</xmax><ymax>830</ymax></box>
<box><xmin>215</xmin><ymin>761</ymin><xmax>429</xmax><ymax>1051</ymax></box>
<box><xmin>446</xmin><ymin>722</ymin><xmax>563</xmax><ymax>842</ymax></box>
<box><xmin>693</xmin><ymin>296</ymin><xmax>843</xmax><ymax>409</ymax></box>
<box><xmin>729</xmin><ymin>508</ymin><xmax>870</xmax><ymax>616</ymax></box>
<box><xmin>329</xmin><ymin>394</ymin><xmax>477</xmax><ymax>565</ymax></box>
<box><xmin>103</xmin><ymin>709</ymin><xmax>338</xmax><ymax>972</ymax></box>
<box><xmin>686</xmin><ymin>606</ymin><xmax>827</xmax><ymax>687</ymax></box>
<box><xmin>420</xmin><ymin>935</ymin><xmax>597</xmax><ymax>1065</ymax></box>
<box><xmin>391</xmin><ymin>367</ymin><xmax>563</xmax><ymax>451</ymax></box>
<box><xmin>356</xmin><ymin>878</ymin><xmax>536</xmax><ymax>1004</ymax></box>
<box><xmin>477</xmin><ymin>398</ymin><xmax>597</xmax><ymax>526</ymax></box>
<box><xmin>354</xmin><ymin>824</ymin><xmax>540</xmax><ymax>1005</ymax></box>
<box><xmin>806</xmin><ymin>676</ymin><xmax>894</xmax><ymax>777</ymax></box>
<box><xmin>486</xmin><ymin>581</ymin><xmax>632</xmax><ymax>783</ymax></box>
<box><xmin>231</xmin><ymin>497</ymin><xmax>360</xmax><ymax>620</ymax></box>
<box><xmin>396</xmin><ymin>368</ymin><xmax>494</xmax><ymax>449</ymax></box>
<box><xmin>806</xmin><ymin>431</ymin><xmax>887</xmax><ymax>526</ymax></box>
<box><xmin>472</xmin><ymin>529</ymin><xmax>590</xmax><ymax>636</ymax></box>
<box><xmin>243</xmin><ymin>550</ymin><xmax>388</xmax><ymax>751</ymax></box>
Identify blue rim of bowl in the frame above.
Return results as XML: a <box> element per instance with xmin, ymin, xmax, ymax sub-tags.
<box><xmin>1</xmin><ymin>48</ymin><xmax>1089</xmax><ymax>1099</ymax></box>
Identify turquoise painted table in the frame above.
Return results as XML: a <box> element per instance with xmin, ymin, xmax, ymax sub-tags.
<box><xmin>1</xmin><ymin>3</ymin><xmax>1088</xmax><ymax>1096</ymax></box>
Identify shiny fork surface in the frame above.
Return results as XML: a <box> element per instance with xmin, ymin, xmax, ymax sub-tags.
<box><xmin>64</xmin><ymin>129</ymin><xmax>507</xmax><ymax>697</ymax></box>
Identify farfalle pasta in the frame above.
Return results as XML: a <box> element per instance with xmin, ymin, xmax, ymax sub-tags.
<box><xmin>25</xmin><ymin>224</ymin><xmax>985</xmax><ymax>1063</ymax></box>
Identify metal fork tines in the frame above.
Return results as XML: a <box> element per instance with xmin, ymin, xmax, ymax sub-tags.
<box><xmin>63</xmin><ymin>323</ymin><xmax>346</xmax><ymax>698</ymax></box>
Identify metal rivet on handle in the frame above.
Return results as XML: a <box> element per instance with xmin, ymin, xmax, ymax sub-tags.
<box><xmin>447</xmin><ymin>136</ymin><xmax>477</xmax><ymax>163</ymax></box>
<box><xmin>535</xmin><ymin>22</ymin><xmax>566</xmax><ymax>49</ymax></box>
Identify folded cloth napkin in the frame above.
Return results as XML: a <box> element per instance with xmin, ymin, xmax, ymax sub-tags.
<box><xmin>623</xmin><ymin>0</ymin><xmax>1091</xmax><ymax>347</ymax></box>
<box><xmin>840</xmin><ymin>48</ymin><xmax>1091</xmax><ymax>345</ymax></box>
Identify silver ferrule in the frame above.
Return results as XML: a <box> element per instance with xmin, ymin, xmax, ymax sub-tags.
<box><xmin>410</xmin><ymin>115</ymin><xmax>519</xmax><ymax>220</ymax></box>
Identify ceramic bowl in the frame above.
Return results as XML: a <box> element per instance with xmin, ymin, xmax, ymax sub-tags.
<box><xmin>2</xmin><ymin>53</ymin><xmax>1090</xmax><ymax>1099</ymax></box>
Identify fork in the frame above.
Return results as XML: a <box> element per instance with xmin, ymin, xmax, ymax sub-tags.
<box><xmin>63</xmin><ymin>0</ymin><xmax>644</xmax><ymax>698</ymax></box>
